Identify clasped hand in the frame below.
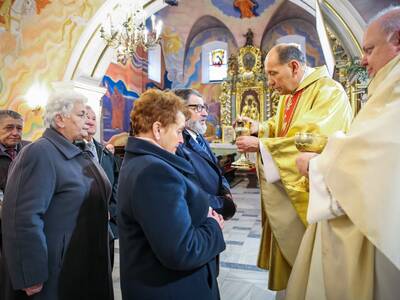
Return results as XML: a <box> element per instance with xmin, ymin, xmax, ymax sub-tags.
<box><xmin>23</xmin><ymin>283</ymin><xmax>43</xmax><ymax>296</ymax></box>
<box><xmin>208</xmin><ymin>208</ymin><xmax>224</xmax><ymax>229</ymax></box>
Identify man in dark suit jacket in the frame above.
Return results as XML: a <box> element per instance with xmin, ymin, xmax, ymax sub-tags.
<box><xmin>0</xmin><ymin>110</ymin><xmax>29</xmax><ymax>292</ymax></box>
<box><xmin>0</xmin><ymin>110</ymin><xmax>29</xmax><ymax>256</ymax></box>
<box><xmin>82</xmin><ymin>106</ymin><xmax>119</xmax><ymax>268</ymax></box>
<box><xmin>174</xmin><ymin>89</ymin><xmax>236</xmax><ymax>220</ymax></box>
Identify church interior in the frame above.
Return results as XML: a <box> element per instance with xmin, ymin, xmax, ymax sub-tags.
<box><xmin>1</xmin><ymin>0</ymin><xmax>399</xmax><ymax>299</ymax></box>
<box><xmin>2</xmin><ymin>0</ymin><xmax>393</xmax><ymax>143</ymax></box>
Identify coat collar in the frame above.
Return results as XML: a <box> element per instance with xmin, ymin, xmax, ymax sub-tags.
<box><xmin>0</xmin><ymin>140</ymin><xmax>29</xmax><ymax>156</ymax></box>
<box><xmin>182</xmin><ymin>130</ymin><xmax>215</xmax><ymax>163</ymax></box>
<box><xmin>125</xmin><ymin>137</ymin><xmax>195</xmax><ymax>175</ymax></box>
<box><xmin>42</xmin><ymin>127</ymin><xmax>82</xmax><ymax>160</ymax></box>
<box><xmin>183</xmin><ymin>129</ymin><xmax>196</xmax><ymax>145</ymax></box>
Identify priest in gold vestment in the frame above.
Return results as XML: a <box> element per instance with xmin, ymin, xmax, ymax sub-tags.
<box><xmin>287</xmin><ymin>7</ymin><xmax>400</xmax><ymax>300</ymax></box>
<box><xmin>236</xmin><ymin>44</ymin><xmax>352</xmax><ymax>291</ymax></box>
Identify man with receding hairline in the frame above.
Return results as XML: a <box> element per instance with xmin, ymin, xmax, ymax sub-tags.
<box><xmin>285</xmin><ymin>6</ymin><xmax>400</xmax><ymax>300</ymax></box>
<box><xmin>236</xmin><ymin>43</ymin><xmax>352</xmax><ymax>292</ymax></box>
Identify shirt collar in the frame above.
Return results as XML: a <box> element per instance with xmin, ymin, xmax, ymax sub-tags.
<box><xmin>0</xmin><ymin>143</ymin><xmax>17</xmax><ymax>152</ymax></box>
<box><xmin>186</xmin><ymin>128</ymin><xmax>200</xmax><ymax>142</ymax></box>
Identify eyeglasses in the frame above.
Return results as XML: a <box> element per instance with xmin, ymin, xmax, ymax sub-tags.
<box><xmin>187</xmin><ymin>104</ymin><xmax>209</xmax><ymax>113</ymax></box>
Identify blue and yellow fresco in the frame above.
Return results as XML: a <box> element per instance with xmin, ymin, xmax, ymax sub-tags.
<box><xmin>101</xmin><ymin>76</ymin><xmax>139</xmax><ymax>142</ymax></box>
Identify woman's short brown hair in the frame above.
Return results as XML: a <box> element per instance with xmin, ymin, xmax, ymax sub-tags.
<box><xmin>130</xmin><ymin>89</ymin><xmax>188</xmax><ymax>135</ymax></box>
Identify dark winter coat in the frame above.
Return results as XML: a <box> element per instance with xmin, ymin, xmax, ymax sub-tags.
<box><xmin>1</xmin><ymin>128</ymin><xmax>113</xmax><ymax>300</ymax></box>
<box><xmin>118</xmin><ymin>137</ymin><xmax>226</xmax><ymax>300</ymax></box>
<box><xmin>176</xmin><ymin>130</ymin><xmax>236</xmax><ymax>219</ymax></box>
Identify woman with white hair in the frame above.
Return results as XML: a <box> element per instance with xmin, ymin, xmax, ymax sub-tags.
<box><xmin>1</xmin><ymin>89</ymin><xmax>113</xmax><ymax>300</ymax></box>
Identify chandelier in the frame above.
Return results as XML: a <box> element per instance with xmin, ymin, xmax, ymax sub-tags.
<box><xmin>100</xmin><ymin>1</ymin><xmax>163</xmax><ymax>65</ymax></box>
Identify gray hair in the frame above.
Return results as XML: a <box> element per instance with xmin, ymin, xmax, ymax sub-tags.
<box><xmin>44</xmin><ymin>89</ymin><xmax>88</xmax><ymax>128</ymax></box>
<box><xmin>273</xmin><ymin>43</ymin><xmax>306</xmax><ymax>65</ymax></box>
<box><xmin>0</xmin><ymin>110</ymin><xmax>23</xmax><ymax>122</ymax></box>
<box><xmin>172</xmin><ymin>88</ymin><xmax>202</xmax><ymax>104</ymax></box>
<box><xmin>85</xmin><ymin>105</ymin><xmax>95</xmax><ymax>114</ymax></box>
<box><xmin>369</xmin><ymin>6</ymin><xmax>400</xmax><ymax>37</ymax></box>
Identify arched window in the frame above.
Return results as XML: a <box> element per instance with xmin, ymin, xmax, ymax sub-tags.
<box><xmin>202</xmin><ymin>41</ymin><xmax>228</xmax><ymax>83</ymax></box>
<box><xmin>148</xmin><ymin>44</ymin><xmax>162</xmax><ymax>83</ymax></box>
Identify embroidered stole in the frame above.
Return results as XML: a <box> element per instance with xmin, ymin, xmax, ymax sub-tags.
<box><xmin>278</xmin><ymin>89</ymin><xmax>304</xmax><ymax>137</ymax></box>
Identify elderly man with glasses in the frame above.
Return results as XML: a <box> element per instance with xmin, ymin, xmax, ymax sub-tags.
<box><xmin>174</xmin><ymin>89</ymin><xmax>236</xmax><ymax>220</ymax></box>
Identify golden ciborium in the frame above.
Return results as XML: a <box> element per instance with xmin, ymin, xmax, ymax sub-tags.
<box><xmin>294</xmin><ymin>132</ymin><xmax>328</xmax><ymax>154</ymax></box>
<box><xmin>289</xmin><ymin>133</ymin><xmax>328</xmax><ymax>192</ymax></box>
<box><xmin>232</xmin><ymin>120</ymin><xmax>255</xmax><ymax>170</ymax></box>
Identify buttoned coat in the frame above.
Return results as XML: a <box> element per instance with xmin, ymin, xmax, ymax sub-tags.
<box><xmin>118</xmin><ymin>137</ymin><xmax>226</xmax><ymax>300</ymax></box>
<box><xmin>176</xmin><ymin>130</ymin><xmax>236</xmax><ymax>219</ymax></box>
<box><xmin>1</xmin><ymin>128</ymin><xmax>113</xmax><ymax>300</ymax></box>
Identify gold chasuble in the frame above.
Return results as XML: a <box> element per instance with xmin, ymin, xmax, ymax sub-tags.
<box><xmin>285</xmin><ymin>55</ymin><xmax>400</xmax><ymax>300</ymax></box>
<box><xmin>256</xmin><ymin>66</ymin><xmax>352</xmax><ymax>290</ymax></box>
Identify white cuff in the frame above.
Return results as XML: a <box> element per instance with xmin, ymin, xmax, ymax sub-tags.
<box><xmin>259</xmin><ymin>141</ymin><xmax>281</xmax><ymax>183</ymax></box>
<box><xmin>307</xmin><ymin>158</ymin><xmax>344</xmax><ymax>224</ymax></box>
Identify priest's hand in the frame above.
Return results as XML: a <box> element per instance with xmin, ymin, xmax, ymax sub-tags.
<box><xmin>237</xmin><ymin>116</ymin><xmax>259</xmax><ymax>134</ymax></box>
<box><xmin>236</xmin><ymin>136</ymin><xmax>259</xmax><ymax>152</ymax></box>
<box><xmin>23</xmin><ymin>283</ymin><xmax>43</xmax><ymax>296</ymax></box>
<box><xmin>296</xmin><ymin>152</ymin><xmax>318</xmax><ymax>177</ymax></box>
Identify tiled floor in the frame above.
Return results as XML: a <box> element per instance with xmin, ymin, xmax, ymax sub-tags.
<box><xmin>112</xmin><ymin>178</ymin><xmax>276</xmax><ymax>300</ymax></box>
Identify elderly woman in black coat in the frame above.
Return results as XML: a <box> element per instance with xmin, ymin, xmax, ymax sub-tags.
<box><xmin>118</xmin><ymin>89</ymin><xmax>226</xmax><ymax>300</ymax></box>
<box><xmin>1</xmin><ymin>89</ymin><xmax>113</xmax><ymax>300</ymax></box>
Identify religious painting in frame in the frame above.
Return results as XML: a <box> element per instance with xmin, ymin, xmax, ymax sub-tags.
<box><xmin>235</xmin><ymin>82</ymin><xmax>265</xmax><ymax>122</ymax></box>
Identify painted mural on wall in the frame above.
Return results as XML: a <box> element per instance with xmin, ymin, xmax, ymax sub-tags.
<box><xmin>212</xmin><ymin>0</ymin><xmax>274</xmax><ymax>18</ymax></box>
<box><xmin>194</xmin><ymin>83</ymin><xmax>222</xmax><ymax>138</ymax></box>
<box><xmin>261</xmin><ymin>19</ymin><xmax>325</xmax><ymax>67</ymax></box>
<box><xmin>156</xmin><ymin>0</ymin><xmax>279</xmax><ymax>138</ymax></box>
<box><xmin>157</xmin><ymin>0</ymin><xmax>276</xmax><ymax>89</ymax></box>
<box><xmin>101</xmin><ymin>76</ymin><xmax>138</xmax><ymax>142</ymax></box>
<box><xmin>182</xmin><ymin>27</ymin><xmax>237</xmax><ymax>137</ymax></box>
<box><xmin>183</xmin><ymin>27</ymin><xmax>237</xmax><ymax>87</ymax></box>
<box><xmin>101</xmin><ymin>51</ymin><xmax>148</xmax><ymax>142</ymax></box>
<box><xmin>0</xmin><ymin>0</ymin><xmax>103</xmax><ymax>140</ymax></box>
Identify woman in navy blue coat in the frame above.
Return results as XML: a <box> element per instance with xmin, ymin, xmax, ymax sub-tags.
<box><xmin>118</xmin><ymin>89</ymin><xmax>226</xmax><ymax>300</ymax></box>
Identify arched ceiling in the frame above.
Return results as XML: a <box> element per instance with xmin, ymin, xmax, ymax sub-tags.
<box><xmin>64</xmin><ymin>0</ymin><xmax>368</xmax><ymax>85</ymax></box>
<box><xmin>184</xmin><ymin>15</ymin><xmax>237</xmax><ymax>61</ymax></box>
<box><xmin>261</xmin><ymin>0</ymin><xmax>315</xmax><ymax>48</ymax></box>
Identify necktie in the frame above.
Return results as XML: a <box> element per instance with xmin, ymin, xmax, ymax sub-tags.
<box><xmin>86</xmin><ymin>142</ymin><xmax>99</xmax><ymax>162</ymax></box>
<box><xmin>196</xmin><ymin>135</ymin><xmax>210</xmax><ymax>157</ymax></box>
<box><xmin>5</xmin><ymin>148</ymin><xmax>17</xmax><ymax>160</ymax></box>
